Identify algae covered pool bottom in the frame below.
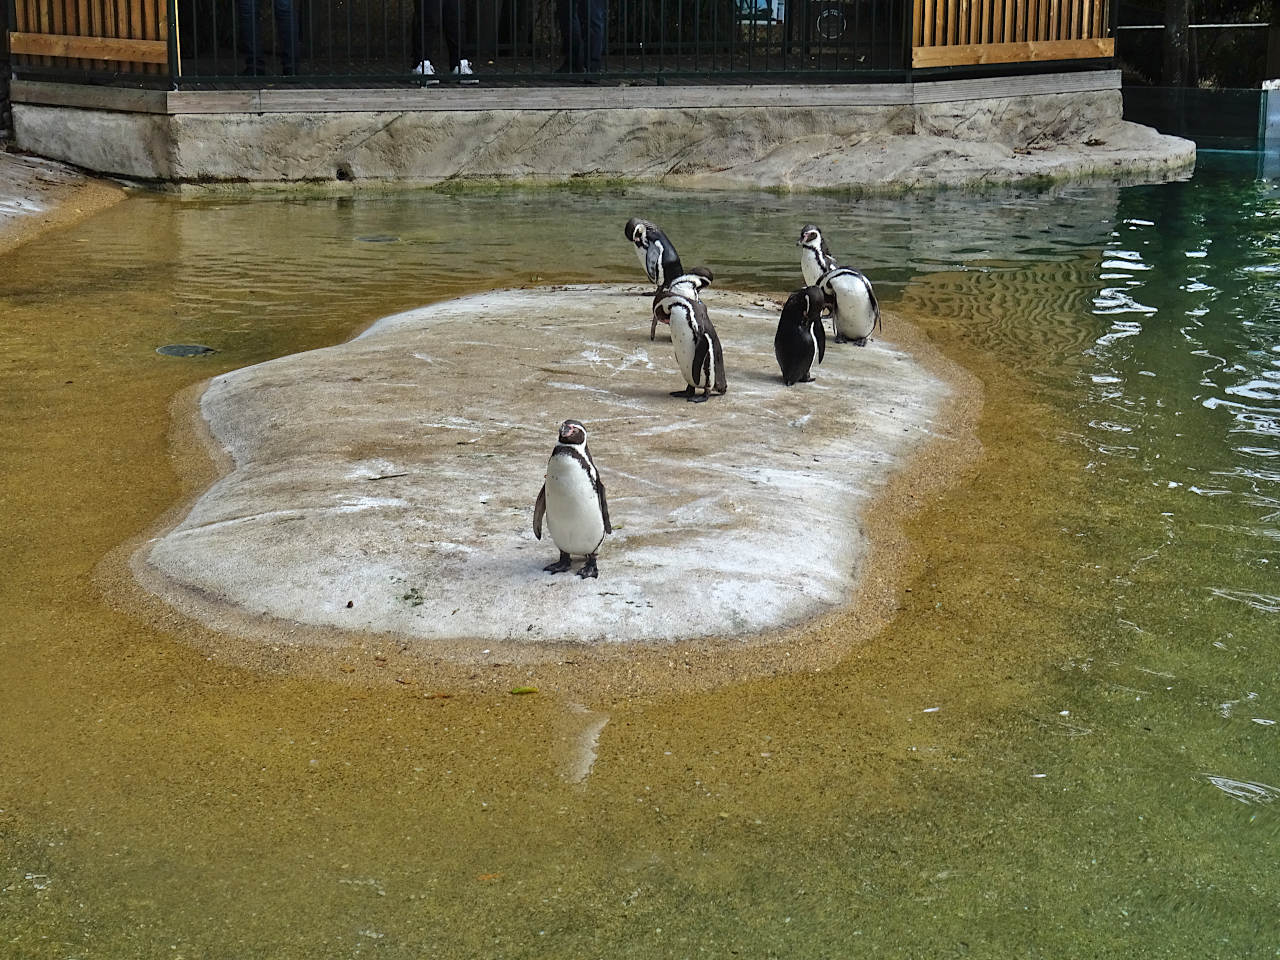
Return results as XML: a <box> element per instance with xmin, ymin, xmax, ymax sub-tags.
<box><xmin>1</xmin><ymin>155</ymin><xmax>1277</xmax><ymax>957</ymax></box>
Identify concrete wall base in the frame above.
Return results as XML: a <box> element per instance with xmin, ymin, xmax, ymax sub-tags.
<box><xmin>11</xmin><ymin>72</ymin><xmax>1195</xmax><ymax>190</ymax></box>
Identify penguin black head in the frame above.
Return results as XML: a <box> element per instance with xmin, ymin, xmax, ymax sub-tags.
<box><xmin>804</xmin><ymin>285</ymin><xmax>825</xmax><ymax>320</ymax></box>
<box><xmin>797</xmin><ymin>224</ymin><xmax>830</xmax><ymax>257</ymax></box>
<box><xmin>624</xmin><ymin>217</ymin><xmax>648</xmax><ymax>245</ymax></box>
<box><xmin>689</xmin><ymin>265</ymin><xmax>714</xmax><ymax>285</ymax></box>
<box><xmin>782</xmin><ymin>286</ymin><xmax>825</xmax><ymax>325</ymax></box>
<box><xmin>557</xmin><ymin>419</ymin><xmax>587</xmax><ymax>446</ymax></box>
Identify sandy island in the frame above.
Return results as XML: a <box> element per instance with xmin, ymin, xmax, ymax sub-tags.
<box><xmin>126</xmin><ymin>285</ymin><xmax>981</xmax><ymax>693</ymax></box>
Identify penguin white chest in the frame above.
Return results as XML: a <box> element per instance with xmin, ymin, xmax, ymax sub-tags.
<box><xmin>828</xmin><ymin>273</ymin><xmax>876</xmax><ymax>339</ymax></box>
<box><xmin>800</xmin><ymin>248</ymin><xmax>827</xmax><ymax>288</ymax></box>
<box><xmin>668</xmin><ymin>304</ymin><xmax>701</xmax><ymax>387</ymax></box>
<box><xmin>544</xmin><ymin>453</ymin><xmax>606</xmax><ymax>556</ymax></box>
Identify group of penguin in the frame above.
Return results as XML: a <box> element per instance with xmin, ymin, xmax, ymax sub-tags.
<box><xmin>532</xmin><ymin>217</ymin><xmax>881</xmax><ymax>579</ymax></box>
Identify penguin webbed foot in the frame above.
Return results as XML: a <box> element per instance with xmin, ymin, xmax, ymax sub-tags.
<box><xmin>577</xmin><ymin>555</ymin><xmax>599</xmax><ymax>579</ymax></box>
<box><xmin>543</xmin><ymin>551</ymin><xmax>573</xmax><ymax>574</ymax></box>
<box><xmin>851</xmin><ymin>336</ymin><xmax>869</xmax><ymax>347</ymax></box>
<box><xmin>669</xmin><ymin>386</ymin><xmax>695</xmax><ymax>399</ymax></box>
<box><xmin>690</xmin><ymin>392</ymin><xmax>709</xmax><ymax>403</ymax></box>
<box><xmin>834</xmin><ymin>334</ymin><xmax>849</xmax><ymax>344</ymax></box>
<box><xmin>800</xmin><ymin>375</ymin><xmax>816</xmax><ymax>383</ymax></box>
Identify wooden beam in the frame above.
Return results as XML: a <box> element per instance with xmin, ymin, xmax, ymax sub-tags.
<box><xmin>911</xmin><ymin>36</ymin><xmax>1114</xmax><ymax>66</ymax></box>
<box><xmin>8</xmin><ymin>31</ymin><xmax>169</xmax><ymax>63</ymax></box>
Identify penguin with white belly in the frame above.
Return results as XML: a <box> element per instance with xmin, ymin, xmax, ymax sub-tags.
<box><xmin>819</xmin><ymin>266</ymin><xmax>881</xmax><ymax>345</ymax></box>
<box><xmin>796</xmin><ymin>223</ymin><xmax>882</xmax><ymax>345</ymax></box>
<box><xmin>650</xmin><ymin>266</ymin><xmax>713</xmax><ymax>340</ymax></box>
<box><xmin>533</xmin><ymin>419</ymin><xmax>612</xmax><ymax>579</ymax></box>
<box><xmin>774</xmin><ymin>285</ymin><xmax>826</xmax><ymax>386</ymax></box>
<box><xmin>653</xmin><ymin>290</ymin><xmax>727</xmax><ymax>403</ymax></box>
<box><xmin>624</xmin><ymin>217</ymin><xmax>684</xmax><ymax>291</ymax></box>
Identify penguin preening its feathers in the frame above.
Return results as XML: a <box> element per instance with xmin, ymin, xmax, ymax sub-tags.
<box><xmin>650</xmin><ymin>266</ymin><xmax>713</xmax><ymax>340</ymax></box>
<box><xmin>533</xmin><ymin>419</ymin><xmax>612</xmax><ymax>579</ymax></box>
<box><xmin>819</xmin><ymin>266</ymin><xmax>881</xmax><ymax>345</ymax></box>
<box><xmin>625</xmin><ymin>217</ymin><xmax>685</xmax><ymax>291</ymax></box>
<box><xmin>654</xmin><ymin>290</ymin><xmax>727</xmax><ymax>403</ymax></box>
<box><xmin>774</xmin><ymin>285</ymin><xmax>826</xmax><ymax>386</ymax></box>
<box><xmin>796</xmin><ymin>223</ymin><xmax>881</xmax><ymax>345</ymax></box>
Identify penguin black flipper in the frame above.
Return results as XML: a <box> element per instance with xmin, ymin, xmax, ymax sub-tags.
<box><xmin>868</xmin><ymin>280</ymin><xmax>882</xmax><ymax>333</ymax></box>
<box><xmin>597</xmin><ymin>477</ymin><xmax>612</xmax><ymax>535</ymax></box>
<box><xmin>691</xmin><ymin>335</ymin><xmax>710</xmax><ymax>397</ymax></box>
<box><xmin>533</xmin><ymin>484</ymin><xmax>547</xmax><ymax>540</ymax></box>
<box><xmin>694</xmin><ymin>300</ymin><xmax>727</xmax><ymax>395</ymax></box>
<box><xmin>814</xmin><ymin>312</ymin><xmax>826</xmax><ymax>365</ymax></box>
<box><xmin>645</xmin><ymin>240</ymin><xmax>665</xmax><ymax>287</ymax></box>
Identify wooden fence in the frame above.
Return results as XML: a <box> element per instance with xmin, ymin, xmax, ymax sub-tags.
<box><xmin>4</xmin><ymin>0</ymin><xmax>1113</xmax><ymax>81</ymax></box>
<box><xmin>912</xmin><ymin>0</ymin><xmax>1113</xmax><ymax>67</ymax></box>
<box><xmin>8</xmin><ymin>0</ymin><xmax>170</xmax><ymax>74</ymax></box>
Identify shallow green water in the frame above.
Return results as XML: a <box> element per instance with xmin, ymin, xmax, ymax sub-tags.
<box><xmin>1</xmin><ymin>156</ymin><xmax>1277</xmax><ymax>957</ymax></box>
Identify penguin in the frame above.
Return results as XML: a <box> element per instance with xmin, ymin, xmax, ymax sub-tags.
<box><xmin>819</xmin><ymin>265</ymin><xmax>881</xmax><ymax>345</ymax></box>
<box><xmin>624</xmin><ymin>217</ymin><xmax>684</xmax><ymax>291</ymax></box>
<box><xmin>533</xmin><ymin>419</ymin><xmax>612</xmax><ymax>579</ymax></box>
<box><xmin>797</xmin><ymin>223</ymin><xmax>882</xmax><ymax>345</ymax></box>
<box><xmin>653</xmin><ymin>291</ymin><xmax>727</xmax><ymax>403</ymax></box>
<box><xmin>797</xmin><ymin>223</ymin><xmax>837</xmax><ymax>288</ymax></box>
<box><xmin>774</xmin><ymin>286</ymin><xmax>826</xmax><ymax>386</ymax></box>
<box><xmin>649</xmin><ymin>266</ymin><xmax>713</xmax><ymax>340</ymax></box>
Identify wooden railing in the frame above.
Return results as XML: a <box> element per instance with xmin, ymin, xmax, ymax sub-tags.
<box><xmin>8</xmin><ymin>0</ymin><xmax>170</xmax><ymax>74</ymax></box>
<box><xmin>912</xmin><ymin>0</ymin><xmax>1113</xmax><ymax>67</ymax></box>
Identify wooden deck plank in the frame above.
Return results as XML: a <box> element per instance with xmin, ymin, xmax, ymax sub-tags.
<box><xmin>8</xmin><ymin>31</ymin><xmax>170</xmax><ymax>63</ymax></box>
<box><xmin>911</xmin><ymin>36</ymin><xmax>1114</xmax><ymax>67</ymax></box>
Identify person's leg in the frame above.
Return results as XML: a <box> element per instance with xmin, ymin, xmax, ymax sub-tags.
<box><xmin>236</xmin><ymin>0</ymin><xmax>262</xmax><ymax>73</ymax></box>
<box><xmin>586</xmin><ymin>0</ymin><xmax>606</xmax><ymax>72</ymax></box>
<box><xmin>410</xmin><ymin>0</ymin><xmax>426</xmax><ymax>65</ymax></box>
<box><xmin>439</xmin><ymin>0</ymin><xmax>462</xmax><ymax>70</ymax></box>
<box><xmin>272</xmin><ymin>0</ymin><xmax>298</xmax><ymax>73</ymax></box>
<box><xmin>555</xmin><ymin>0</ymin><xmax>572</xmax><ymax>69</ymax></box>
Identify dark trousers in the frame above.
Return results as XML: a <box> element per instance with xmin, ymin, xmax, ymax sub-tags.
<box><xmin>236</xmin><ymin>0</ymin><xmax>298</xmax><ymax>73</ymax></box>
<box><xmin>412</xmin><ymin>0</ymin><xmax>463</xmax><ymax>70</ymax></box>
<box><xmin>557</xmin><ymin>0</ymin><xmax>607</xmax><ymax>72</ymax></box>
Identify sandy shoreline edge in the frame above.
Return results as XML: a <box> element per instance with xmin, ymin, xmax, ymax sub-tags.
<box><xmin>0</xmin><ymin>149</ymin><xmax>128</xmax><ymax>256</ymax></box>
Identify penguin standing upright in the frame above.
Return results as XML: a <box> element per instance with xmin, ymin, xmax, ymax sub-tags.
<box><xmin>653</xmin><ymin>290</ymin><xmax>727</xmax><ymax>403</ymax></box>
<box><xmin>796</xmin><ymin>223</ymin><xmax>881</xmax><ymax>345</ymax></box>
<box><xmin>624</xmin><ymin>217</ymin><xmax>684</xmax><ymax>291</ymax></box>
<box><xmin>797</xmin><ymin>223</ymin><xmax>837</xmax><ymax>288</ymax></box>
<box><xmin>650</xmin><ymin>266</ymin><xmax>713</xmax><ymax>340</ymax></box>
<box><xmin>533</xmin><ymin>419</ymin><xmax>612</xmax><ymax>579</ymax></box>
<box><xmin>774</xmin><ymin>286</ymin><xmax>826</xmax><ymax>386</ymax></box>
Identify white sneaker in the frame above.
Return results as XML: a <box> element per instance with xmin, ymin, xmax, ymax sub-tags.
<box><xmin>412</xmin><ymin>60</ymin><xmax>439</xmax><ymax>85</ymax></box>
<box><xmin>454</xmin><ymin>59</ymin><xmax>478</xmax><ymax>84</ymax></box>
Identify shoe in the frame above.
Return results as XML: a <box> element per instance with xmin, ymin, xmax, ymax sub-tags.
<box><xmin>412</xmin><ymin>60</ymin><xmax>439</xmax><ymax>85</ymax></box>
<box><xmin>454</xmin><ymin>59</ymin><xmax>478</xmax><ymax>84</ymax></box>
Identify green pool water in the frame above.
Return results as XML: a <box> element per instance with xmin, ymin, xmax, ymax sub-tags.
<box><xmin>1</xmin><ymin>155</ymin><xmax>1276</xmax><ymax>958</ymax></box>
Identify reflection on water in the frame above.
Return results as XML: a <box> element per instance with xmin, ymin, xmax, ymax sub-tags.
<box><xmin>1</xmin><ymin>158</ymin><xmax>1277</xmax><ymax>956</ymax></box>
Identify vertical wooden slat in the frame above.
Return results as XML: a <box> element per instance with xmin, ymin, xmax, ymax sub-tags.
<box><xmin>934</xmin><ymin>0</ymin><xmax>946</xmax><ymax>46</ymax></box>
<box><xmin>916</xmin><ymin>0</ymin><xmax>929</xmax><ymax>46</ymax></box>
<box><xmin>992</xmin><ymin>0</ymin><xmax>1004</xmax><ymax>43</ymax></box>
<box><xmin>980</xmin><ymin>0</ymin><xmax>992</xmax><ymax>44</ymax></box>
<box><xmin>136</xmin><ymin>0</ymin><xmax>150</xmax><ymax>73</ymax></box>
<box><xmin>1092</xmin><ymin>0</ymin><xmax>1105</xmax><ymax>38</ymax></box>
<box><xmin>947</xmin><ymin>0</ymin><xmax>958</xmax><ymax>43</ymax></box>
<box><xmin>957</xmin><ymin>0</ymin><xmax>967</xmax><ymax>43</ymax></box>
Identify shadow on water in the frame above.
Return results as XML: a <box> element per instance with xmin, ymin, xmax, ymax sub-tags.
<box><xmin>0</xmin><ymin>156</ymin><xmax>1276</xmax><ymax>957</ymax></box>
